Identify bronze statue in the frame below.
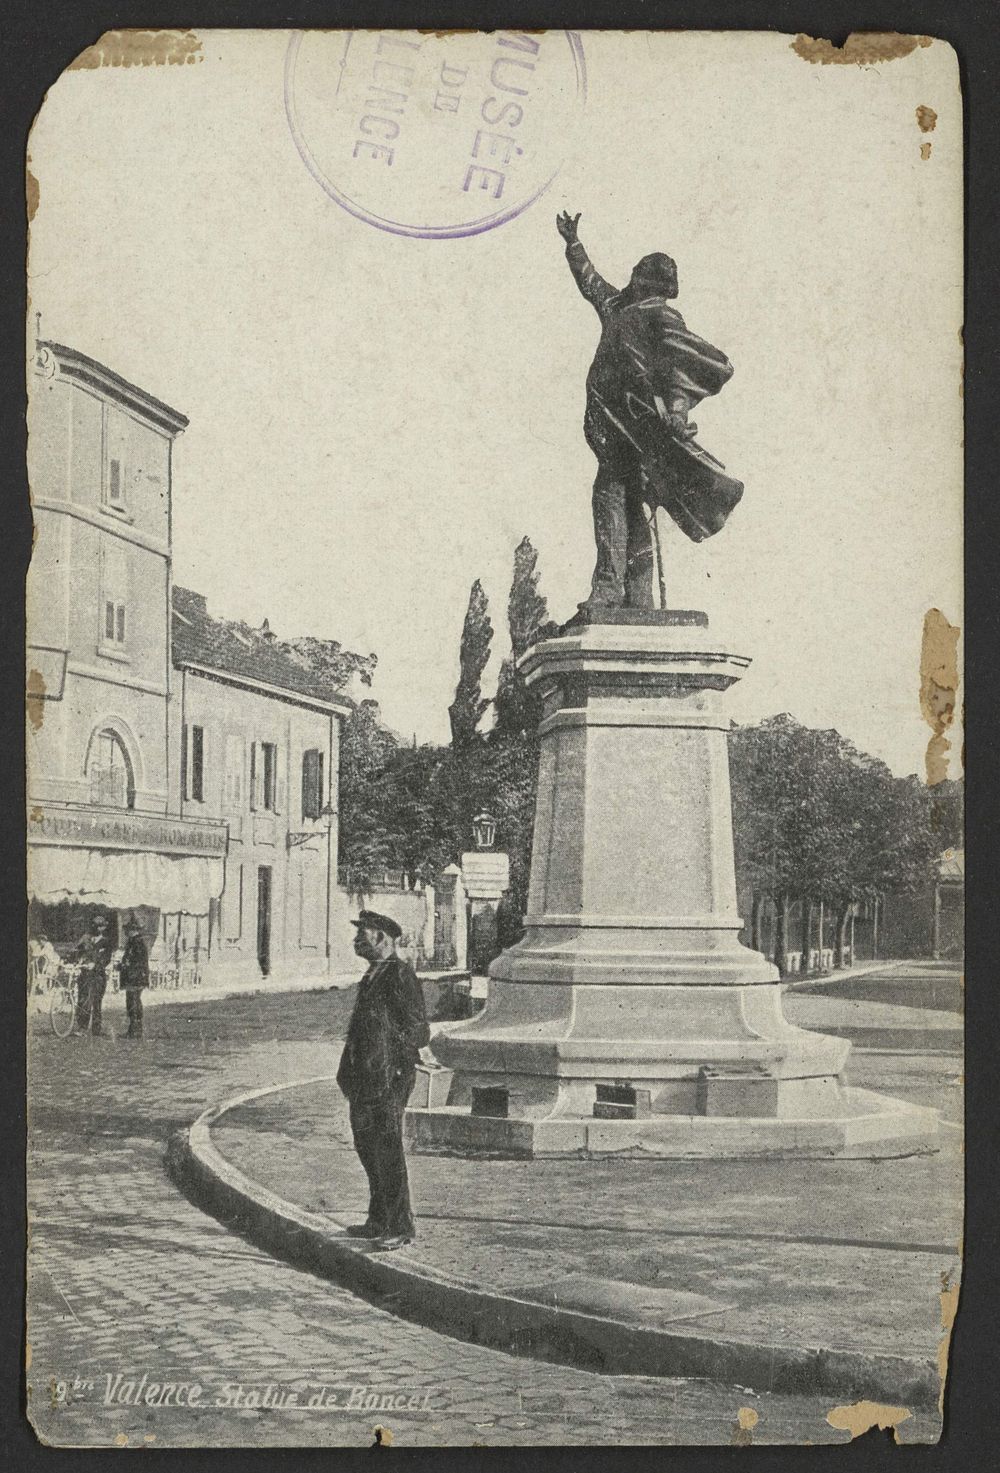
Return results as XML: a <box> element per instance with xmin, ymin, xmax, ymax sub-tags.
<box><xmin>557</xmin><ymin>211</ymin><xmax>744</xmax><ymax>610</ymax></box>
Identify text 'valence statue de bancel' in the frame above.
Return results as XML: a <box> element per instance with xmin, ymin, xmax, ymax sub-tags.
<box><xmin>407</xmin><ymin>216</ymin><xmax>939</xmax><ymax>1161</ymax></box>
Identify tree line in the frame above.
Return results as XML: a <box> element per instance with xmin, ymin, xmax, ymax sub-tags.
<box><xmin>337</xmin><ymin>539</ymin><xmax>961</xmax><ymax>972</ymax></box>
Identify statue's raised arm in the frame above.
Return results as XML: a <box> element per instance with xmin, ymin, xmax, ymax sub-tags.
<box><xmin>557</xmin><ymin>211</ymin><xmax>618</xmax><ymax>318</ymax></box>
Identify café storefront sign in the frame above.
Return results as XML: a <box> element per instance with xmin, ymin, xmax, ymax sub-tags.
<box><xmin>29</xmin><ymin>804</ymin><xmax>228</xmax><ymax>857</ymax></box>
<box><xmin>28</xmin><ymin>804</ymin><xmax>228</xmax><ymax>913</ymax></box>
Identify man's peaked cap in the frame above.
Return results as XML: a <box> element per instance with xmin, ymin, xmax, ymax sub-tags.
<box><xmin>352</xmin><ymin>910</ymin><xmax>403</xmax><ymax>941</ymax></box>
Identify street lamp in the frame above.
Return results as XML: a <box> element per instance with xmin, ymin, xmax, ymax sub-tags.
<box><xmin>472</xmin><ymin>812</ymin><xmax>497</xmax><ymax>852</ymax></box>
<box><xmin>287</xmin><ymin>802</ymin><xmax>338</xmax><ymax>849</ymax></box>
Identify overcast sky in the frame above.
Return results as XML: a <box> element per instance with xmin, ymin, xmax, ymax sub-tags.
<box><xmin>29</xmin><ymin>30</ymin><xmax>962</xmax><ymax>778</ymax></box>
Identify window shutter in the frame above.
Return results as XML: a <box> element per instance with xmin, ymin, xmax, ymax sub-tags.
<box><xmin>109</xmin><ymin>458</ymin><xmax>122</xmax><ymax>502</ymax></box>
<box><xmin>302</xmin><ymin>749</ymin><xmax>323</xmax><ymax>820</ymax></box>
<box><xmin>249</xmin><ymin>742</ymin><xmax>257</xmax><ymax>810</ymax></box>
<box><xmin>223</xmin><ymin>863</ymin><xmax>243</xmax><ymax>941</ymax></box>
<box><xmin>224</xmin><ymin>734</ymin><xmax>242</xmax><ymax>808</ymax></box>
<box><xmin>191</xmin><ymin>725</ymin><xmax>204</xmax><ymax>802</ymax></box>
<box><xmin>116</xmin><ymin>603</ymin><xmax>126</xmax><ymax>643</ymax></box>
<box><xmin>180</xmin><ymin>724</ymin><xmax>189</xmax><ymax>801</ymax></box>
<box><xmin>273</xmin><ymin>744</ymin><xmax>284</xmax><ymax>814</ymax></box>
<box><xmin>105</xmin><ymin>601</ymin><xmax>115</xmax><ymax>641</ymax></box>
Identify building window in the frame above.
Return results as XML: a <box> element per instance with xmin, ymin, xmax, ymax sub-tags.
<box><xmin>108</xmin><ymin>457</ymin><xmax>123</xmax><ymax>506</ymax></box>
<box><xmin>250</xmin><ymin>741</ymin><xmax>279</xmax><ymax>812</ymax></box>
<box><xmin>301</xmin><ymin>748</ymin><xmax>325</xmax><ymax>820</ymax></box>
<box><xmin>224</xmin><ymin>734</ymin><xmax>243</xmax><ymax>809</ymax></box>
<box><xmin>181</xmin><ymin>724</ymin><xmax>205</xmax><ymax>802</ymax></box>
<box><xmin>103</xmin><ymin>598</ymin><xmax>127</xmax><ymax>644</ymax></box>
<box><xmin>99</xmin><ymin>545</ymin><xmax>129</xmax><ymax>657</ymax></box>
<box><xmin>103</xmin><ymin>405</ymin><xmax>130</xmax><ymax>515</ymax></box>
<box><xmin>88</xmin><ymin>729</ymin><xmax>135</xmax><ymax>809</ymax></box>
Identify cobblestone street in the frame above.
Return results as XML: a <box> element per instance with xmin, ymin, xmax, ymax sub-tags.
<box><xmin>26</xmin><ymin>975</ymin><xmax>953</xmax><ymax>1448</ymax></box>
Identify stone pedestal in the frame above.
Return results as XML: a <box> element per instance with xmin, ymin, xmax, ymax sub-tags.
<box><xmin>408</xmin><ymin>613</ymin><xmax>938</xmax><ymax>1158</ymax></box>
<box><xmin>461</xmin><ymin>849</ymin><xmax>510</xmax><ymax>974</ymax></box>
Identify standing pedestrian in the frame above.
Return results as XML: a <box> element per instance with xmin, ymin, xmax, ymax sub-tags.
<box><xmin>73</xmin><ymin>914</ymin><xmax>113</xmax><ymax>1036</ymax></box>
<box><xmin>336</xmin><ymin>911</ymin><xmax>431</xmax><ymax>1250</ymax></box>
<box><xmin>119</xmin><ymin>913</ymin><xmax>149</xmax><ymax>1039</ymax></box>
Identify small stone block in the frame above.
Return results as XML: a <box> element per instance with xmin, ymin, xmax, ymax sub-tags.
<box><xmin>471</xmin><ymin>1086</ymin><xmax>509</xmax><ymax>1118</ymax></box>
<box><xmin>594</xmin><ymin>1084</ymin><xmax>652</xmax><ymax>1120</ymax></box>
<box><xmin>408</xmin><ymin>1065</ymin><xmax>454</xmax><ymax>1110</ymax></box>
<box><xmin>696</xmin><ymin>1065</ymin><xmax>780</xmax><ymax>1118</ymax></box>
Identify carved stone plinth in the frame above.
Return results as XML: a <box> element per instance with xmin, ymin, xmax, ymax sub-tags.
<box><xmin>408</xmin><ymin>614</ymin><xmax>938</xmax><ymax>1158</ymax></box>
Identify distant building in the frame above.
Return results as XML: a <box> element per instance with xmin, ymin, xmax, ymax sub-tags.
<box><xmin>27</xmin><ymin>341</ymin><xmax>361</xmax><ymax>979</ymax></box>
<box><xmin>171</xmin><ymin>587</ymin><xmax>353</xmax><ymax>980</ymax></box>
<box><xmin>932</xmin><ymin>848</ymin><xmax>964</xmax><ymax>961</ymax></box>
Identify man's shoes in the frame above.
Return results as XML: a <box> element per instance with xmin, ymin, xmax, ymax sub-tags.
<box><xmin>375</xmin><ymin>1234</ymin><xmax>413</xmax><ymax>1252</ymax></box>
<box><xmin>345</xmin><ymin>1221</ymin><xmax>383</xmax><ymax>1239</ymax></box>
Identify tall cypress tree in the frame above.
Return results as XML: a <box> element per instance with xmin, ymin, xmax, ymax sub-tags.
<box><xmin>448</xmin><ymin>579</ymin><xmax>493</xmax><ymax>749</ymax></box>
<box><xmin>494</xmin><ymin>537</ymin><xmax>554</xmax><ymax>736</ymax></box>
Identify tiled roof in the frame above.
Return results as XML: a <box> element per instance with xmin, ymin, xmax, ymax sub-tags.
<box><xmin>172</xmin><ymin>587</ymin><xmax>360</xmax><ymax>710</ymax></box>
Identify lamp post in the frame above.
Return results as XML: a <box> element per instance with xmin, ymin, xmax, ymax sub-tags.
<box><xmin>472</xmin><ymin>812</ymin><xmax>497</xmax><ymax>851</ymax></box>
<box><xmin>462</xmin><ymin>813</ymin><xmax>508</xmax><ymax>975</ymax></box>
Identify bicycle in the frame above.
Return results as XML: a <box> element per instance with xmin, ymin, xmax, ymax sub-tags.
<box><xmin>48</xmin><ymin>965</ymin><xmax>81</xmax><ymax>1038</ymax></box>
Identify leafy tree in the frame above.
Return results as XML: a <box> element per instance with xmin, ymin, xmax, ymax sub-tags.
<box><xmin>477</xmin><ymin>730</ymin><xmax>540</xmax><ymax>913</ymax></box>
<box><xmin>337</xmin><ymin>699</ymin><xmax>400</xmax><ymax>898</ymax></box>
<box><xmin>379</xmin><ymin>743</ymin><xmax>463</xmax><ymax>889</ymax></box>
<box><xmin>285</xmin><ymin>634</ymin><xmax>377</xmax><ymax>691</ymax></box>
<box><xmin>730</xmin><ymin>715</ymin><xmax>945</xmax><ymax>973</ymax></box>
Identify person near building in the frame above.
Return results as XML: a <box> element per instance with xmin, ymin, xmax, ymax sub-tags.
<box><xmin>336</xmin><ymin>910</ymin><xmax>431</xmax><ymax>1250</ymax></box>
<box><xmin>73</xmin><ymin>915</ymin><xmax>114</xmax><ymax>1036</ymax></box>
<box><xmin>28</xmin><ymin>933</ymin><xmax>60</xmax><ymax>993</ymax></box>
<box><xmin>119</xmin><ymin>913</ymin><xmax>150</xmax><ymax>1039</ymax></box>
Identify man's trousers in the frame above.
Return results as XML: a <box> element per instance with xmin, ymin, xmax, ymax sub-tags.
<box><xmin>75</xmin><ymin>972</ymin><xmax>107</xmax><ymax>1035</ymax></box>
<box><xmin>348</xmin><ymin>1071</ymin><xmax>416</xmax><ymax>1237</ymax></box>
<box><xmin>588</xmin><ymin>457</ymin><xmax>656</xmax><ymax>610</ymax></box>
<box><xmin>125</xmin><ymin>988</ymin><xmax>144</xmax><ymax>1038</ymax></box>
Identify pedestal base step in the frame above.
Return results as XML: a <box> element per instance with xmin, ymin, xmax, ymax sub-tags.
<box><xmin>406</xmin><ymin>1086</ymin><xmax>940</xmax><ymax>1160</ymax></box>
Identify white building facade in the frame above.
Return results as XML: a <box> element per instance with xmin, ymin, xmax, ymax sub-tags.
<box><xmin>27</xmin><ymin>341</ymin><xmax>357</xmax><ymax>980</ymax></box>
<box><xmin>171</xmin><ymin>589</ymin><xmax>355</xmax><ymax>981</ymax></box>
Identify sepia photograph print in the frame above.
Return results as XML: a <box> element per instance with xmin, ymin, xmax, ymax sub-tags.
<box><xmin>24</xmin><ymin>26</ymin><xmax>963</xmax><ymax>1450</ymax></box>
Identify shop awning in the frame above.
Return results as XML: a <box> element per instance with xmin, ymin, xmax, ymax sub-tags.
<box><xmin>28</xmin><ymin>846</ymin><xmax>224</xmax><ymax>915</ymax></box>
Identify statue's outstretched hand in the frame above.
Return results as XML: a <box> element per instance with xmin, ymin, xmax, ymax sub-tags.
<box><xmin>557</xmin><ymin>210</ymin><xmax>581</xmax><ymax>243</ymax></box>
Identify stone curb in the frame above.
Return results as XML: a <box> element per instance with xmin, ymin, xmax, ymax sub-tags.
<box><xmin>782</xmin><ymin>958</ymin><xmax>907</xmax><ymax>989</ymax></box>
<box><xmin>167</xmin><ymin>1077</ymin><xmax>940</xmax><ymax>1408</ymax></box>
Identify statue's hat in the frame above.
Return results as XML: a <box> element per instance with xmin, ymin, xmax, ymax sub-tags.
<box><xmin>633</xmin><ymin>252</ymin><xmax>678</xmax><ymax>297</ymax></box>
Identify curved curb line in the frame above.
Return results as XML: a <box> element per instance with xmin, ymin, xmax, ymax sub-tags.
<box><xmin>167</xmin><ymin>1077</ymin><xmax>940</xmax><ymax>1407</ymax></box>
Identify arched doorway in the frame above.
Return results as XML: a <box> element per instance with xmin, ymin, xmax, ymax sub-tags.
<box><xmin>87</xmin><ymin>728</ymin><xmax>136</xmax><ymax>809</ymax></box>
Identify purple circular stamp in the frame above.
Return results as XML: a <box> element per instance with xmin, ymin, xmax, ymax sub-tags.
<box><xmin>285</xmin><ymin>30</ymin><xmax>587</xmax><ymax>239</ymax></box>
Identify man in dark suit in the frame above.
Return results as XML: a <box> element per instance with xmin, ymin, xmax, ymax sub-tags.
<box><xmin>119</xmin><ymin>913</ymin><xmax>150</xmax><ymax>1039</ymax></box>
<box><xmin>73</xmin><ymin>914</ymin><xmax>114</xmax><ymax>1036</ymax></box>
<box><xmin>337</xmin><ymin>910</ymin><xmax>430</xmax><ymax>1250</ymax></box>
